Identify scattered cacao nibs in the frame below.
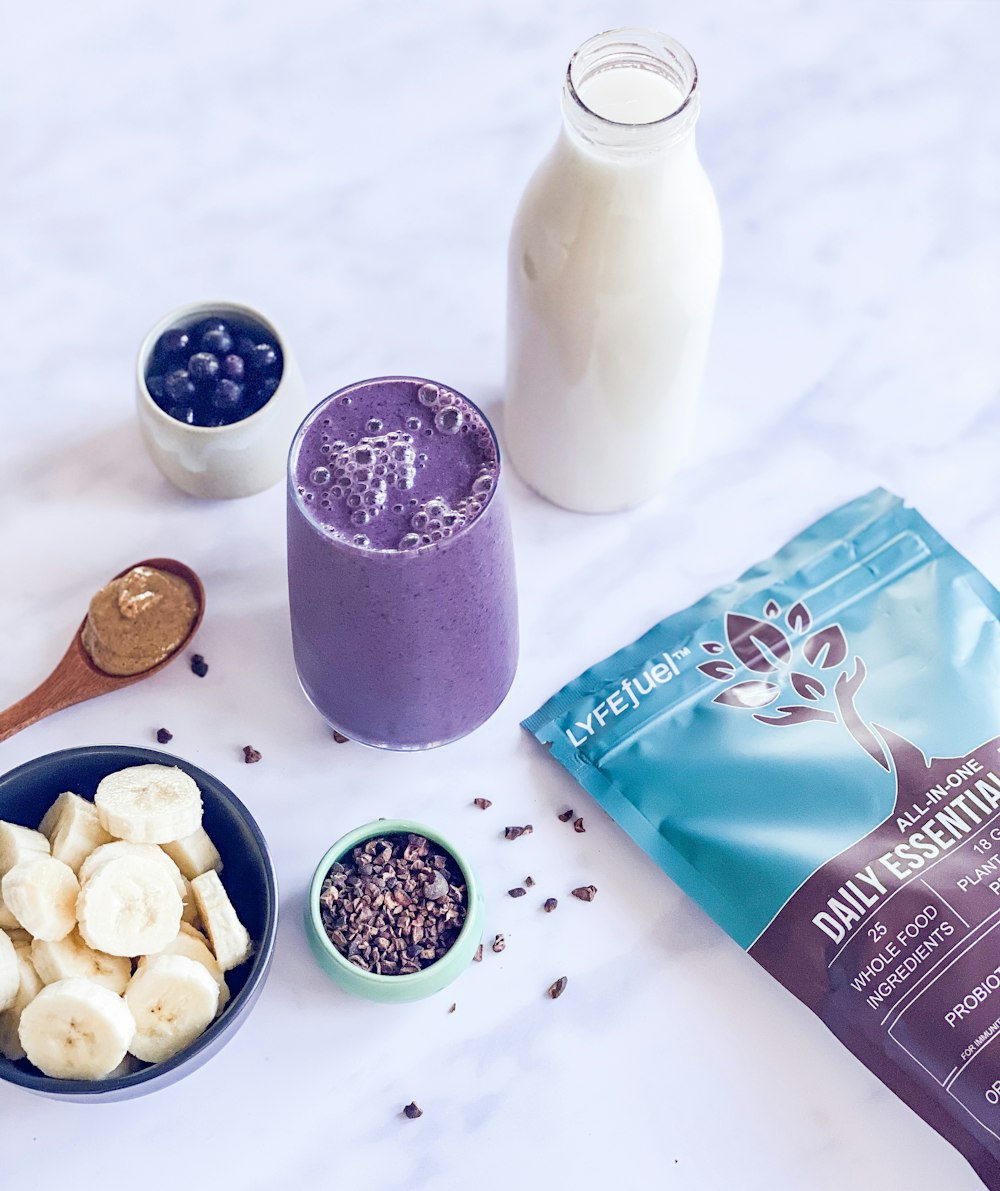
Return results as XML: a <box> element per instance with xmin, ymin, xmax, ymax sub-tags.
<box><xmin>403</xmin><ymin>1102</ymin><xmax>423</xmax><ymax>1120</ymax></box>
<box><xmin>492</xmin><ymin>933</ymin><xmax>506</xmax><ymax>953</ymax></box>
<box><xmin>524</xmin><ymin>875</ymin><xmax>535</xmax><ymax>888</ymax></box>
<box><xmin>448</xmin><ymin>1003</ymin><xmax>456</xmax><ymax>1014</ymax></box>
<box><xmin>571</xmin><ymin>885</ymin><xmax>598</xmax><ymax>902</ymax></box>
<box><xmin>473</xmin><ymin>943</ymin><xmax>483</xmax><ymax>962</ymax></box>
<box><xmin>543</xmin><ymin>897</ymin><xmax>558</xmax><ymax>912</ymax></box>
<box><xmin>547</xmin><ymin>976</ymin><xmax>568</xmax><ymax>1000</ymax></box>
<box><xmin>318</xmin><ymin>833</ymin><xmax>467</xmax><ymax>974</ymax></box>
<box><xmin>332</xmin><ymin>730</ymin><xmax>349</xmax><ymax>744</ymax></box>
<box><xmin>473</xmin><ymin>797</ymin><xmax>492</xmax><ymax>810</ymax></box>
<box><xmin>190</xmin><ymin>653</ymin><xmax>208</xmax><ymax>678</ymax></box>
<box><xmin>504</xmin><ymin>824</ymin><xmax>533</xmax><ymax>840</ymax></box>
<box><xmin>508</xmin><ymin>887</ymin><xmax>526</xmax><ymax>898</ymax></box>
<box><xmin>557</xmin><ymin>809</ymin><xmax>574</xmax><ymax>822</ymax></box>
<box><xmin>242</xmin><ymin>745</ymin><xmax>262</xmax><ymax>764</ymax></box>
<box><xmin>573</xmin><ymin>817</ymin><xmax>586</xmax><ymax>833</ymax></box>
<box><xmin>155</xmin><ymin>728</ymin><xmax>173</xmax><ymax>744</ymax></box>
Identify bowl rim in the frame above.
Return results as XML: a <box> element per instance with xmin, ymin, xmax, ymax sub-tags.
<box><xmin>0</xmin><ymin>743</ymin><xmax>278</xmax><ymax>1097</ymax></box>
<box><xmin>307</xmin><ymin>818</ymin><xmax>481</xmax><ymax>988</ymax></box>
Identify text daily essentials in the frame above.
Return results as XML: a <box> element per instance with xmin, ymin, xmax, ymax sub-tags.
<box><xmin>813</xmin><ymin>761</ymin><xmax>1000</xmax><ymax>944</ymax></box>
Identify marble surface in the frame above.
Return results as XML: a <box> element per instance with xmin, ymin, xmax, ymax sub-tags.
<box><xmin>1</xmin><ymin>0</ymin><xmax>998</xmax><ymax>1187</ymax></box>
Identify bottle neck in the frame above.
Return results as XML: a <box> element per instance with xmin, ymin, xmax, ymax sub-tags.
<box><xmin>561</xmin><ymin>28</ymin><xmax>701</xmax><ymax>161</ymax></box>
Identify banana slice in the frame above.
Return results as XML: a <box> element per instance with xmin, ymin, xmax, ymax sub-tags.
<box><xmin>80</xmin><ymin>840</ymin><xmax>181</xmax><ymax>885</ymax></box>
<box><xmin>39</xmin><ymin>792</ymin><xmax>113</xmax><ymax>874</ymax></box>
<box><xmin>179</xmin><ymin>875</ymin><xmax>199</xmax><ymax>927</ymax></box>
<box><xmin>161</xmin><ymin>827</ymin><xmax>222</xmax><ymax>880</ymax></box>
<box><xmin>0</xmin><ymin>889</ymin><xmax>19</xmax><ymax>930</ymax></box>
<box><xmin>0</xmin><ymin>947</ymin><xmax>44</xmax><ymax>1060</ymax></box>
<box><xmin>190</xmin><ymin>869</ymin><xmax>252</xmax><ymax>972</ymax></box>
<box><xmin>18</xmin><ymin>977</ymin><xmax>136</xmax><ymax>1079</ymax></box>
<box><xmin>94</xmin><ymin>765</ymin><xmax>202</xmax><ymax>845</ymax></box>
<box><xmin>77</xmin><ymin>855</ymin><xmax>182</xmax><ymax>957</ymax></box>
<box><xmin>31</xmin><ymin>929</ymin><xmax>131</xmax><ymax>995</ymax></box>
<box><xmin>0</xmin><ymin>930</ymin><xmax>18</xmax><ymax>1012</ymax></box>
<box><xmin>125</xmin><ymin>954</ymin><xmax>220</xmax><ymax>1063</ymax></box>
<box><xmin>138</xmin><ymin>924</ymin><xmax>230</xmax><ymax>1011</ymax></box>
<box><xmin>0</xmin><ymin>821</ymin><xmax>50</xmax><ymax>878</ymax></box>
<box><xmin>1</xmin><ymin>856</ymin><xmax>80</xmax><ymax>941</ymax></box>
<box><xmin>79</xmin><ymin>840</ymin><xmax>195</xmax><ymax>924</ymax></box>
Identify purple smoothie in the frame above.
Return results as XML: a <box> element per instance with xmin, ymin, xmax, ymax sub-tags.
<box><xmin>287</xmin><ymin>376</ymin><xmax>519</xmax><ymax>749</ymax></box>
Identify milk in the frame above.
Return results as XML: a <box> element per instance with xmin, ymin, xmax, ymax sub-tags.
<box><xmin>580</xmin><ymin>66</ymin><xmax>684</xmax><ymax>124</ymax></box>
<box><xmin>505</xmin><ymin>31</ymin><xmax>722</xmax><ymax>513</ymax></box>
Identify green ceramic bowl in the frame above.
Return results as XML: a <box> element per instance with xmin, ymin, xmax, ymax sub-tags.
<box><xmin>306</xmin><ymin>819</ymin><xmax>485</xmax><ymax>1003</ymax></box>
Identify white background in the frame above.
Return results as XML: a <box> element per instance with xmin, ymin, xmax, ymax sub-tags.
<box><xmin>1</xmin><ymin>1</ymin><xmax>998</xmax><ymax>1188</ymax></box>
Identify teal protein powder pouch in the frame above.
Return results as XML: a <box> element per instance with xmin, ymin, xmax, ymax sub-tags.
<box><xmin>525</xmin><ymin>489</ymin><xmax>1000</xmax><ymax>1189</ymax></box>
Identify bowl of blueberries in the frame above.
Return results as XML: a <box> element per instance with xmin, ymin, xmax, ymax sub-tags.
<box><xmin>136</xmin><ymin>300</ymin><xmax>308</xmax><ymax>499</ymax></box>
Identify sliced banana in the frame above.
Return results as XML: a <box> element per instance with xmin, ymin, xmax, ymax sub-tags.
<box><xmin>139</xmin><ymin>923</ymin><xmax>229</xmax><ymax>1010</ymax></box>
<box><xmin>0</xmin><ymin>889</ymin><xmax>19</xmax><ymax>930</ymax></box>
<box><xmin>190</xmin><ymin>869</ymin><xmax>252</xmax><ymax>972</ymax></box>
<box><xmin>179</xmin><ymin>875</ymin><xmax>199</xmax><ymax>927</ymax></box>
<box><xmin>18</xmin><ymin>977</ymin><xmax>136</xmax><ymax>1079</ymax></box>
<box><xmin>0</xmin><ymin>930</ymin><xmax>18</xmax><ymax>1012</ymax></box>
<box><xmin>80</xmin><ymin>840</ymin><xmax>182</xmax><ymax>887</ymax></box>
<box><xmin>39</xmin><ymin>791</ymin><xmax>81</xmax><ymax>838</ymax></box>
<box><xmin>77</xmin><ymin>855</ymin><xmax>182</xmax><ymax>958</ymax></box>
<box><xmin>94</xmin><ymin>765</ymin><xmax>202</xmax><ymax>845</ymax></box>
<box><xmin>0</xmin><ymin>821</ymin><xmax>50</xmax><ymax>878</ymax></box>
<box><xmin>30</xmin><ymin>929</ymin><xmax>131</xmax><ymax>995</ymax></box>
<box><xmin>125</xmin><ymin>954</ymin><xmax>220</xmax><ymax>1064</ymax></box>
<box><xmin>0</xmin><ymin>947</ymin><xmax>43</xmax><ymax>1060</ymax></box>
<box><xmin>40</xmin><ymin>792</ymin><xmax>113</xmax><ymax>874</ymax></box>
<box><xmin>161</xmin><ymin>827</ymin><xmax>222</xmax><ymax>880</ymax></box>
<box><xmin>1</xmin><ymin>856</ymin><xmax>80</xmax><ymax>941</ymax></box>
<box><xmin>80</xmin><ymin>841</ymin><xmax>197</xmax><ymax>935</ymax></box>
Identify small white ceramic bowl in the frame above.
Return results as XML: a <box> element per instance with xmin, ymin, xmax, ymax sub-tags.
<box><xmin>136</xmin><ymin>300</ymin><xmax>310</xmax><ymax>499</ymax></box>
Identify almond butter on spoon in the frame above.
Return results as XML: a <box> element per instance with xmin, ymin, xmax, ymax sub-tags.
<box><xmin>0</xmin><ymin>558</ymin><xmax>204</xmax><ymax>744</ymax></box>
<box><xmin>81</xmin><ymin>565</ymin><xmax>198</xmax><ymax>676</ymax></box>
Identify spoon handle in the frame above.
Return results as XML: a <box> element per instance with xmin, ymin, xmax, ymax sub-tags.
<box><xmin>0</xmin><ymin>676</ymin><xmax>77</xmax><ymax>743</ymax></box>
<box><xmin>0</xmin><ymin>640</ymin><xmax>110</xmax><ymax>744</ymax></box>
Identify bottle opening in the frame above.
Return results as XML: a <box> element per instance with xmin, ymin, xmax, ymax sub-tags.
<box><xmin>564</xmin><ymin>28</ymin><xmax>699</xmax><ymax>149</ymax></box>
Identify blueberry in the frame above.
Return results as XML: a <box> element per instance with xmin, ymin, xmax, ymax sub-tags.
<box><xmin>246</xmin><ymin>342</ymin><xmax>279</xmax><ymax>372</ymax></box>
<box><xmin>213</xmin><ymin>378</ymin><xmax>243</xmax><ymax>409</ymax></box>
<box><xmin>146</xmin><ymin>374</ymin><xmax>165</xmax><ymax>400</ymax></box>
<box><xmin>221</xmin><ymin>353</ymin><xmax>245</xmax><ymax>381</ymax></box>
<box><xmin>167</xmin><ymin>405</ymin><xmax>196</xmax><ymax>424</ymax></box>
<box><xmin>164</xmin><ymin>368</ymin><xmax>196</xmax><ymax>402</ymax></box>
<box><xmin>258</xmin><ymin>375</ymin><xmax>280</xmax><ymax>401</ymax></box>
<box><xmin>159</xmin><ymin>328</ymin><xmax>190</xmax><ymax>357</ymax></box>
<box><xmin>200</xmin><ymin>326</ymin><xmax>234</xmax><ymax>356</ymax></box>
<box><xmin>188</xmin><ymin>351</ymin><xmax>220</xmax><ymax>383</ymax></box>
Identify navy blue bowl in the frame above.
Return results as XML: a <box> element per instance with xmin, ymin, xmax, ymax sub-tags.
<box><xmin>0</xmin><ymin>745</ymin><xmax>278</xmax><ymax>1101</ymax></box>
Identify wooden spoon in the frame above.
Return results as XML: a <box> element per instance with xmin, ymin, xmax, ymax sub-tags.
<box><xmin>0</xmin><ymin>558</ymin><xmax>205</xmax><ymax>744</ymax></box>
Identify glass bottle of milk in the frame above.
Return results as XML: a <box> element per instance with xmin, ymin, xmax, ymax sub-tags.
<box><xmin>505</xmin><ymin>29</ymin><xmax>722</xmax><ymax>513</ymax></box>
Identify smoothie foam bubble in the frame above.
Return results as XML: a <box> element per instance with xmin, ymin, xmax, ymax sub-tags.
<box><xmin>291</xmin><ymin>378</ymin><xmax>498</xmax><ymax>553</ymax></box>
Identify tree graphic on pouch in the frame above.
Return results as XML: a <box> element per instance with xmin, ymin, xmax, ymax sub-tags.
<box><xmin>698</xmin><ymin>600</ymin><xmax>891</xmax><ymax>770</ymax></box>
